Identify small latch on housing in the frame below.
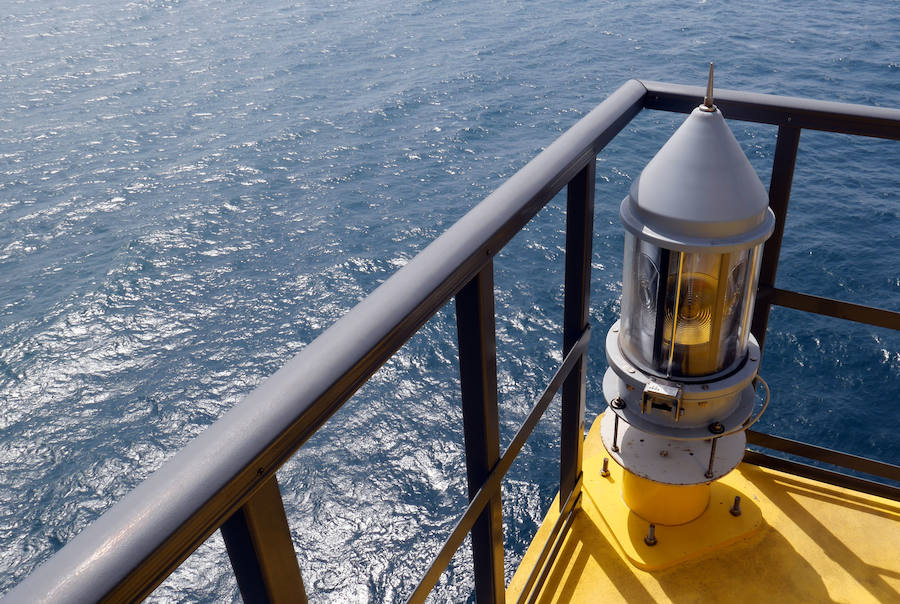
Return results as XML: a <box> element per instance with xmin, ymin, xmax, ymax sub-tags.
<box><xmin>642</xmin><ymin>381</ymin><xmax>683</xmax><ymax>420</ymax></box>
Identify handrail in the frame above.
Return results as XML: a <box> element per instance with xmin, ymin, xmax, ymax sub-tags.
<box><xmin>4</xmin><ymin>79</ymin><xmax>899</xmax><ymax>603</ymax></box>
<box><xmin>758</xmin><ymin>286</ymin><xmax>900</xmax><ymax>331</ymax></box>
<box><xmin>3</xmin><ymin>80</ymin><xmax>646</xmax><ymax>603</ymax></box>
<box><xmin>642</xmin><ymin>80</ymin><xmax>900</xmax><ymax>138</ymax></box>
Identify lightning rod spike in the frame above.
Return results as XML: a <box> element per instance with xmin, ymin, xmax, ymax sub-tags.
<box><xmin>702</xmin><ymin>62</ymin><xmax>716</xmax><ymax>111</ymax></box>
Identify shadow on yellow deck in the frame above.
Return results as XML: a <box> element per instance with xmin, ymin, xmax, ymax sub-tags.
<box><xmin>507</xmin><ymin>417</ymin><xmax>900</xmax><ymax>603</ymax></box>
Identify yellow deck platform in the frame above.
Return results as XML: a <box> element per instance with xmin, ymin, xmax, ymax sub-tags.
<box><xmin>507</xmin><ymin>418</ymin><xmax>900</xmax><ymax>603</ymax></box>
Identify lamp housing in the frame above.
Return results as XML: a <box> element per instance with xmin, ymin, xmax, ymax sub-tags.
<box><xmin>601</xmin><ymin>101</ymin><xmax>774</xmax><ymax>496</ymax></box>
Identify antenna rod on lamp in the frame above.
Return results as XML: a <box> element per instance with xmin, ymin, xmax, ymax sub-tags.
<box><xmin>702</xmin><ymin>62</ymin><xmax>715</xmax><ymax>111</ymax></box>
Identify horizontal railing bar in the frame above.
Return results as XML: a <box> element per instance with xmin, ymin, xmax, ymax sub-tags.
<box><xmin>640</xmin><ymin>80</ymin><xmax>900</xmax><ymax>140</ymax></box>
<box><xmin>406</xmin><ymin>327</ymin><xmax>591</xmax><ymax>604</ymax></box>
<box><xmin>515</xmin><ymin>476</ymin><xmax>582</xmax><ymax>604</ymax></box>
<box><xmin>743</xmin><ymin>450</ymin><xmax>900</xmax><ymax>502</ymax></box>
<box><xmin>757</xmin><ymin>286</ymin><xmax>900</xmax><ymax>331</ymax></box>
<box><xmin>747</xmin><ymin>430</ymin><xmax>900</xmax><ymax>483</ymax></box>
<box><xmin>3</xmin><ymin>81</ymin><xmax>644</xmax><ymax>603</ymax></box>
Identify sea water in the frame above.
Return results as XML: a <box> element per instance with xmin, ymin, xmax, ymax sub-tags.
<box><xmin>0</xmin><ymin>0</ymin><xmax>897</xmax><ymax>601</ymax></box>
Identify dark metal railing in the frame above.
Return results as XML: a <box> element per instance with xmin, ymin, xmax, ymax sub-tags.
<box><xmin>3</xmin><ymin>79</ymin><xmax>898</xmax><ymax>604</ymax></box>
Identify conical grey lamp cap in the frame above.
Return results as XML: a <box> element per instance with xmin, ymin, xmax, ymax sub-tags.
<box><xmin>621</xmin><ymin>106</ymin><xmax>775</xmax><ymax>252</ymax></box>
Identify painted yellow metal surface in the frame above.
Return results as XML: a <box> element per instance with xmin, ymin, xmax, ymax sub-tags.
<box><xmin>507</xmin><ymin>417</ymin><xmax>900</xmax><ymax>603</ymax></box>
<box><xmin>619</xmin><ymin>470</ymin><xmax>711</xmax><ymax>527</ymax></box>
<box><xmin>590</xmin><ymin>456</ymin><xmax>763</xmax><ymax>571</ymax></box>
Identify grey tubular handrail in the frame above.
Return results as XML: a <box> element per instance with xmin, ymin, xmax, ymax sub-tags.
<box><xmin>642</xmin><ymin>80</ymin><xmax>900</xmax><ymax>139</ymax></box>
<box><xmin>3</xmin><ymin>80</ymin><xmax>646</xmax><ymax>603</ymax></box>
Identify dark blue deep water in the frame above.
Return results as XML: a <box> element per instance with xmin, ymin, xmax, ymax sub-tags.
<box><xmin>1</xmin><ymin>0</ymin><xmax>897</xmax><ymax>601</ymax></box>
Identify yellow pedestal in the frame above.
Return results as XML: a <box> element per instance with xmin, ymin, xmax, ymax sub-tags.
<box><xmin>585</xmin><ymin>453</ymin><xmax>762</xmax><ymax>570</ymax></box>
<box><xmin>621</xmin><ymin>469</ymin><xmax>710</xmax><ymax>525</ymax></box>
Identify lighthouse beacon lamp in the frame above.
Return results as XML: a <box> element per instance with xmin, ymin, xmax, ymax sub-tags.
<box><xmin>601</xmin><ymin>65</ymin><xmax>773</xmax><ymax>525</ymax></box>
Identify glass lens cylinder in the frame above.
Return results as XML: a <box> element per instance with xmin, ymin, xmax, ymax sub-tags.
<box><xmin>619</xmin><ymin>234</ymin><xmax>762</xmax><ymax>378</ymax></box>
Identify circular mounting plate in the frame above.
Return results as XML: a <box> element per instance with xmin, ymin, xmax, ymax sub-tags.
<box><xmin>600</xmin><ymin>411</ymin><xmax>746</xmax><ymax>485</ymax></box>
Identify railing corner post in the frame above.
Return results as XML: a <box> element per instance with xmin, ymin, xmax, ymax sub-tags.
<box><xmin>561</xmin><ymin>158</ymin><xmax>596</xmax><ymax>511</ymax></box>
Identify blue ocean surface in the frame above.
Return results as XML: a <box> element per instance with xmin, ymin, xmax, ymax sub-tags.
<box><xmin>1</xmin><ymin>0</ymin><xmax>897</xmax><ymax>600</ymax></box>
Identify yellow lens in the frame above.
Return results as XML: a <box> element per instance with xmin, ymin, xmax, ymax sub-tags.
<box><xmin>664</xmin><ymin>269</ymin><xmax>724</xmax><ymax>376</ymax></box>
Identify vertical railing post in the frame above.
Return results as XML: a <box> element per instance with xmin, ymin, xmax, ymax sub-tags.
<box><xmin>220</xmin><ymin>475</ymin><xmax>307</xmax><ymax>603</ymax></box>
<box><xmin>455</xmin><ymin>262</ymin><xmax>505</xmax><ymax>604</ymax></box>
<box><xmin>751</xmin><ymin>125</ymin><xmax>801</xmax><ymax>352</ymax></box>
<box><xmin>560</xmin><ymin>158</ymin><xmax>596</xmax><ymax>511</ymax></box>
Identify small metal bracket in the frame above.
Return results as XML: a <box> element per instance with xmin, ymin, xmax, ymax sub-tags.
<box><xmin>642</xmin><ymin>381</ymin><xmax>683</xmax><ymax>417</ymax></box>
